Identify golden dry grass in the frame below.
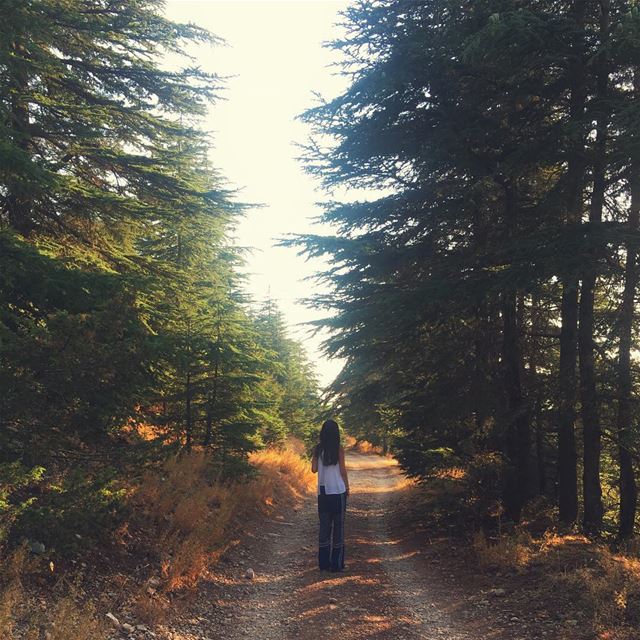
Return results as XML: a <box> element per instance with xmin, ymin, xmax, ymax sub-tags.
<box><xmin>44</xmin><ymin>593</ymin><xmax>107</xmax><ymax>640</ymax></box>
<box><xmin>0</xmin><ymin>546</ymin><xmax>107</xmax><ymax>640</ymax></box>
<box><xmin>343</xmin><ymin>434</ymin><xmax>357</xmax><ymax>448</ymax></box>
<box><xmin>134</xmin><ymin>449</ymin><xmax>234</xmax><ymax>590</ymax></box>
<box><xmin>0</xmin><ymin>547</ymin><xmax>25</xmax><ymax>639</ymax></box>
<box><xmin>534</xmin><ymin>534</ymin><xmax>640</xmax><ymax>636</ymax></box>
<box><xmin>344</xmin><ymin>436</ymin><xmax>385</xmax><ymax>456</ymax></box>
<box><xmin>433</xmin><ymin>467</ymin><xmax>466</xmax><ymax>480</ymax></box>
<box><xmin>1</xmin><ymin>442</ymin><xmax>315</xmax><ymax>632</ymax></box>
<box><xmin>396</xmin><ymin>468</ymin><xmax>640</xmax><ymax>639</ymax></box>
<box><xmin>249</xmin><ymin>444</ymin><xmax>315</xmax><ymax>502</ymax></box>
<box><xmin>134</xmin><ymin>442</ymin><xmax>314</xmax><ymax>595</ymax></box>
<box><xmin>472</xmin><ymin>529</ymin><xmax>640</xmax><ymax>637</ymax></box>
<box><xmin>472</xmin><ymin>530</ymin><xmax>533</xmax><ymax>570</ymax></box>
<box><xmin>133</xmin><ymin>586</ymin><xmax>168</xmax><ymax>626</ymax></box>
<box><xmin>356</xmin><ymin>441</ymin><xmax>384</xmax><ymax>455</ymax></box>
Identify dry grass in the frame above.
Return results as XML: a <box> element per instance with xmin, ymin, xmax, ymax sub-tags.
<box><xmin>134</xmin><ymin>442</ymin><xmax>314</xmax><ymax>595</ymax></box>
<box><xmin>44</xmin><ymin>593</ymin><xmax>107</xmax><ymax>640</ymax></box>
<box><xmin>472</xmin><ymin>529</ymin><xmax>640</xmax><ymax>636</ymax></box>
<box><xmin>0</xmin><ymin>547</ymin><xmax>25</xmax><ymax>639</ymax></box>
<box><xmin>1</xmin><ymin>442</ymin><xmax>314</xmax><ymax>632</ymax></box>
<box><xmin>433</xmin><ymin>467</ymin><xmax>466</xmax><ymax>480</ymax></box>
<box><xmin>346</xmin><ymin>437</ymin><xmax>385</xmax><ymax>455</ymax></box>
<box><xmin>396</xmin><ymin>468</ymin><xmax>640</xmax><ymax>639</ymax></box>
<box><xmin>249</xmin><ymin>443</ymin><xmax>315</xmax><ymax>502</ymax></box>
<box><xmin>533</xmin><ymin>534</ymin><xmax>640</xmax><ymax>636</ymax></box>
<box><xmin>133</xmin><ymin>586</ymin><xmax>168</xmax><ymax>626</ymax></box>
<box><xmin>0</xmin><ymin>546</ymin><xmax>107</xmax><ymax>640</ymax></box>
<box><xmin>472</xmin><ymin>530</ymin><xmax>533</xmax><ymax>570</ymax></box>
<box><xmin>344</xmin><ymin>434</ymin><xmax>357</xmax><ymax>448</ymax></box>
<box><xmin>134</xmin><ymin>449</ymin><xmax>235</xmax><ymax>590</ymax></box>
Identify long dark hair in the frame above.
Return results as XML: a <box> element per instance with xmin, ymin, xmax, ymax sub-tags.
<box><xmin>316</xmin><ymin>419</ymin><xmax>340</xmax><ymax>466</ymax></box>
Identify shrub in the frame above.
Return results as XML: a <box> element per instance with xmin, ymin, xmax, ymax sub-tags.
<box><xmin>0</xmin><ymin>462</ymin><xmax>46</xmax><ymax>544</ymax></box>
<box><xmin>473</xmin><ymin>530</ymin><xmax>533</xmax><ymax>570</ymax></box>
<box><xmin>12</xmin><ymin>466</ymin><xmax>126</xmax><ymax>553</ymax></box>
<box><xmin>44</xmin><ymin>592</ymin><xmax>107</xmax><ymax>640</ymax></box>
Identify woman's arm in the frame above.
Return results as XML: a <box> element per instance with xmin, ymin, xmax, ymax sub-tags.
<box><xmin>339</xmin><ymin>446</ymin><xmax>350</xmax><ymax>496</ymax></box>
<box><xmin>311</xmin><ymin>446</ymin><xmax>318</xmax><ymax>473</ymax></box>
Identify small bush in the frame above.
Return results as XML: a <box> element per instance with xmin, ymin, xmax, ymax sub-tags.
<box><xmin>352</xmin><ymin>439</ymin><xmax>385</xmax><ymax>455</ymax></box>
<box><xmin>473</xmin><ymin>530</ymin><xmax>532</xmax><ymax>570</ymax></box>
<box><xmin>0</xmin><ymin>462</ymin><xmax>46</xmax><ymax>543</ymax></box>
<box><xmin>249</xmin><ymin>444</ymin><xmax>315</xmax><ymax>501</ymax></box>
<box><xmin>13</xmin><ymin>466</ymin><xmax>126</xmax><ymax>553</ymax></box>
<box><xmin>464</xmin><ymin>452</ymin><xmax>503</xmax><ymax>521</ymax></box>
<box><xmin>44</xmin><ymin>592</ymin><xmax>107</xmax><ymax>640</ymax></box>
<box><xmin>133</xmin><ymin>586</ymin><xmax>168</xmax><ymax>626</ymax></box>
<box><xmin>135</xmin><ymin>449</ymin><xmax>232</xmax><ymax>590</ymax></box>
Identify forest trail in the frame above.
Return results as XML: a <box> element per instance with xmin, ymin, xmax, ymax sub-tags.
<box><xmin>158</xmin><ymin>451</ymin><xmax>510</xmax><ymax>640</ymax></box>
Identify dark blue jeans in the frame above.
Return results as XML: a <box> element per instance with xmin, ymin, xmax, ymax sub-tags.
<box><xmin>318</xmin><ymin>486</ymin><xmax>346</xmax><ymax>571</ymax></box>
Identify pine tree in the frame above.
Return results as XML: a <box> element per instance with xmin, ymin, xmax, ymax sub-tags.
<box><xmin>296</xmin><ymin>0</ymin><xmax>640</xmax><ymax>537</ymax></box>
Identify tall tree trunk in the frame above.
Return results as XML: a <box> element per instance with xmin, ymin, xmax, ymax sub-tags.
<box><xmin>203</xmin><ymin>342</ymin><xmax>220</xmax><ymax>447</ymax></box>
<box><xmin>558</xmin><ymin>0</ymin><xmax>587</xmax><ymax>526</ymax></box>
<box><xmin>617</xmin><ymin>73</ymin><xmax>640</xmax><ymax>539</ymax></box>
<box><xmin>529</xmin><ymin>294</ymin><xmax>546</xmax><ymax>496</ymax></box>
<box><xmin>472</xmin><ymin>200</ymin><xmax>497</xmax><ymax>449</ymax></box>
<box><xmin>500</xmin><ymin>180</ymin><xmax>531</xmax><ymax>521</ymax></box>
<box><xmin>579</xmin><ymin>0</ymin><xmax>609</xmax><ymax>535</ymax></box>
<box><xmin>185</xmin><ymin>370</ymin><xmax>193</xmax><ymax>450</ymax></box>
<box><xmin>558</xmin><ymin>282</ymin><xmax>579</xmax><ymax>524</ymax></box>
<box><xmin>473</xmin><ymin>300</ymin><xmax>491</xmax><ymax>436</ymax></box>
<box><xmin>579</xmin><ymin>273</ymin><xmax>603</xmax><ymax>534</ymax></box>
<box><xmin>502</xmin><ymin>292</ymin><xmax>532</xmax><ymax>520</ymax></box>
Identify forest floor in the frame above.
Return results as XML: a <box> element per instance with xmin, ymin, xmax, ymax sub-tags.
<box><xmin>142</xmin><ymin>451</ymin><xmax>588</xmax><ymax>640</ymax></box>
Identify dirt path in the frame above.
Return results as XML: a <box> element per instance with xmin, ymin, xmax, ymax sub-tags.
<box><xmin>149</xmin><ymin>450</ymin><xmax>580</xmax><ymax>640</ymax></box>
<box><xmin>155</xmin><ymin>451</ymin><xmax>497</xmax><ymax>640</ymax></box>
<box><xmin>223</xmin><ymin>451</ymin><xmax>472</xmax><ymax>640</ymax></box>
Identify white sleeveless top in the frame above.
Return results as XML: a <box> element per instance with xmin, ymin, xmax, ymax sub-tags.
<box><xmin>317</xmin><ymin>450</ymin><xmax>346</xmax><ymax>495</ymax></box>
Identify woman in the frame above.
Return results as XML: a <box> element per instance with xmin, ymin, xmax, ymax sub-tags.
<box><xmin>311</xmin><ymin>419</ymin><xmax>350</xmax><ymax>572</ymax></box>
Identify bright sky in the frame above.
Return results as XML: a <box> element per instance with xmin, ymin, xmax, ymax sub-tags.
<box><xmin>164</xmin><ymin>0</ymin><xmax>349</xmax><ymax>388</ymax></box>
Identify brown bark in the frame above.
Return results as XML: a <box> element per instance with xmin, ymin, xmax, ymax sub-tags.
<box><xmin>185</xmin><ymin>370</ymin><xmax>193</xmax><ymax>450</ymax></box>
<box><xmin>558</xmin><ymin>0</ymin><xmax>587</xmax><ymax>526</ymax></box>
<box><xmin>558</xmin><ymin>280</ymin><xmax>579</xmax><ymax>524</ymax></box>
<box><xmin>617</xmin><ymin>73</ymin><xmax>640</xmax><ymax>538</ymax></box>
<box><xmin>203</xmin><ymin>330</ymin><xmax>221</xmax><ymax>447</ymax></box>
<box><xmin>529</xmin><ymin>294</ymin><xmax>547</xmax><ymax>496</ymax></box>
<box><xmin>579</xmin><ymin>0</ymin><xmax>609</xmax><ymax>535</ymax></box>
<box><xmin>500</xmin><ymin>180</ymin><xmax>531</xmax><ymax>521</ymax></box>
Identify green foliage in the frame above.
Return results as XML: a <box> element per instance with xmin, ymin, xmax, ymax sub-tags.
<box><xmin>295</xmin><ymin>0</ymin><xmax>640</xmax><ymax>534</ymax></box>
<box><xmin>0</xmin><ymin>462</ymin><xmax>46</xmax><ymax>543</ymax></box>
<box><xmin>13</xmin><ymin>467</ymin><xmax>127</xmax><ymax>554</ymax></box>
<box><xmin>252</xmin><ymin>302</ymin><xmax>323</xmax><ymax>445</ymax></box>
<box><xmin>0</xmin><ymin>0</ymin><xmax>322</xmax><ymax>555</ymax></box>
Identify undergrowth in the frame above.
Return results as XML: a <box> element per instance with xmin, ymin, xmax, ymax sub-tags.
<box><xmin>397</xmin><ymin>466</ymin><xmax>640</xmax><ymax>640</ymax></box>
<box><xmin>0</xmin><ymin>546</ymin><xmax>107</xmax><ymax>640</ymax></box>
<box><xmin>1</xmin><ymin>441</ymin><xmax>314</xmax><ymax>632</ymax></box>
<box><xmin>133</xmin><ymin>441</ymin><xmax>314</xmax><ymax>594</ymax></box>
<box><xmin>344</xmin><ymin>435</ymin><xmax>386</xmax><ymax>456</ymax></box>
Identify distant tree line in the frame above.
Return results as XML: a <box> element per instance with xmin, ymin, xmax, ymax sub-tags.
<box><xmin>297</xmin><ymin>0</ymin><xmax>640</xmax><ymax>537</ymax></box>
<box><xmin>0</xmin><ymin>0</ymin><xmax>320</xmax><ymax>549</ymax></box>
